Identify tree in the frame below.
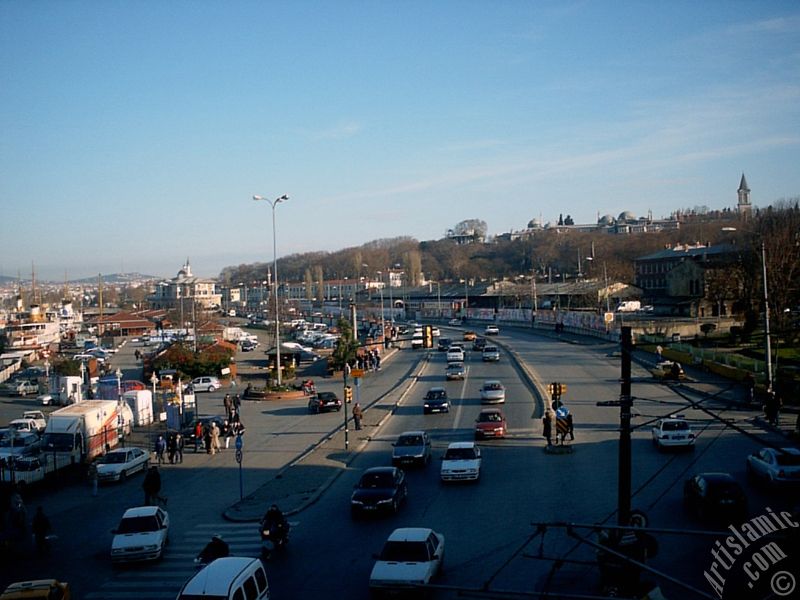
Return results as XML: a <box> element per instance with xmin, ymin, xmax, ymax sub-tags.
<box><xmin>304</xmin><ymin>269</ymin><xmax>314</xmax><ymax>301</ymax></box>
<box><xmin>314</xmin><ymin>265</ymin><xmax>324</xmax><ymax>304</ymax></box>
<box><xmin>700</xmin><ymin>323</ymin><xmax>717</xmax><ymax>337</ymax></box>
<box><xmin>452</xmin><ymin>219</ymin><xmax>488</xmax><ymax>240</ymax></box>
<box><xmin>331</xmin><ymin>318</ymin><xmax>359</xmax><ymax>371</ymax></box>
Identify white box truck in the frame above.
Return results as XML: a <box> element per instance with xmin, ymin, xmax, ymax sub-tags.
<box><xmin>41</xmin><ymin>400</ymin><xmax>133</xmax><ymax>468</ymax></box>
<box><xmin>122</xmin><ymin>390</ymin><xmax>154</xmax><ymax>426</ymax></box>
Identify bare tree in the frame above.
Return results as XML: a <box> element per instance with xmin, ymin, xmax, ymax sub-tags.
<box><xmin>314</xmin><ymin>265</ymin><xmax>324</xmax><ymax>304</ymax></box>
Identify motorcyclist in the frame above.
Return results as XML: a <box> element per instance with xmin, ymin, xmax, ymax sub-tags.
<box><xmin>198</xmin><ymin>534</ymin><xmax>229</xmax><ymax>565</ymax></box>
<box><xmin>261</xmin><ymin>504</ymin><xmax>288</xmax><ymax>546</ymax></box>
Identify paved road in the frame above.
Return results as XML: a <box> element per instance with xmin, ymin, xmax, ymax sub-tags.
<box><xmin>2</xmin><ymin>328</ymin><xmax>797</xmax><ymax>599</ymax></box>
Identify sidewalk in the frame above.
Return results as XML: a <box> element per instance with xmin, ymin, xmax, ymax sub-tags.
<box><xmin>223</xmin><ymin>346</ymin><xmax>414</xmax><ymax>522</ymax></box>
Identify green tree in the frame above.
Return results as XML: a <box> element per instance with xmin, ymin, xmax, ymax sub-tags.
<box><xmin>330</xmin><ymin>318</ymin><xmax>359</xmax><ymax>371</ymax></box>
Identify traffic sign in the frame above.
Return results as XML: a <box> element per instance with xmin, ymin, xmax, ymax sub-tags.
<box><xmin>235</xmin><ymin>435</ymin><xmax>243</xmax><ymax>451</ymax></box>
<box><xmin>235</xmin><ymin>449</ymin><xmax>243</xmax><ymax>464</ymax></box>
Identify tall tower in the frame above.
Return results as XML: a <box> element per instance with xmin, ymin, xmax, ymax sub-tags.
<box><xmin>737</xmin><ymin>173</ymin><xmax>752</xmax><ymax>218</ymax></box>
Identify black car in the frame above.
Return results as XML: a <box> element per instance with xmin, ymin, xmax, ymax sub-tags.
<box><xmin>423</xmin><ymin>387</ymin><xmax>450</xmax><ymax>414</ymax></box>
<box><xmin>472</xmin><ymin>338</ymin><xmax>487</xmax><ymax>351</ymax></box>
<box><xmin>437</xmin><ymin>337</ymin><xmax>452</xmax><ymax>351</ymax></box>
<box><xmin>351</xmin><ymin>466</ymin><xmax>407</xmax><ymax>516</ymax></box>
<box><xmin>308</xmin><ymin>391</ymin><xmax>342</xmax><ymax>414</ymax></box>
<box><xmin>683</xmin><ymin>472</ymin><xmax>748</xmax><ymax>523</ymax></box>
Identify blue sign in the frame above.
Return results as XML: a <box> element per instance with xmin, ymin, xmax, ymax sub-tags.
<box><xmin>235</xmin><ymin>435</ymin><xmax>243</xmax><ymax>450</ymax></box>
<box><xmin>556</xmin><ymin>406</ymin><xmax>570</xmax><ymax>418</ymax></box>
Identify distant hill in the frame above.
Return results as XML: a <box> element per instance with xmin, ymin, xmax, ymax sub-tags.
<box><xmin>69</xmin><ymin>273</ymin><xmax>160</xmax><ymax>285</ymax></box>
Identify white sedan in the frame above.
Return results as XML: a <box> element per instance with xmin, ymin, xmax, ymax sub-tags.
<box><xmin>651</xmin><ymin>418</ymin><xmax>695</xmax><ymax>450</ymax></box>
<box><xmin>479</xmin><ymin>380</ymin><xmax>506</xmax><ymax>404</ymax></box>
<box><xmin>440</xmin><ymin>442</ymin><xmax>482</xmax><ymax>482</ymax></box>
<box><xmin>369</xmin><ymin>528</ymin><xmax>445</xmax><ymax>595</ymax></box>
<box><xmin>746</xmin><ymin>447</ymin><xmax>800</xmax><ymax>486</ymax></box>
<box><xmin>111</xmin><ymin>506</ymin><xmax>169</xmax><ymax>562</ymax></box>
<box><xmin>96</xmin><ymin>447</ymin><xmax>149</xmax><ymax>482</ymax></box>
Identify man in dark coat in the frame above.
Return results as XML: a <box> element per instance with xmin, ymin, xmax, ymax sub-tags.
<box><xmin>142</xmin><ymin>466</ymin><xmax>161</xmax><ymax>506</ymax></box>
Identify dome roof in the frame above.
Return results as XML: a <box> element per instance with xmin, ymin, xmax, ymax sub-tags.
<box><xmin>618</xmin><ymin>211</ymin><xmax>636</xmax><ymax>222</ymax></box>
<box><xmin>598</xmin><ymin>214</ymin><xmax>615</xmax><ymax>225</ymax></box>
<box><xmin>527</xmin><ymin>218</ymin><xmax>542</xmax><ymax>229</ymax></box>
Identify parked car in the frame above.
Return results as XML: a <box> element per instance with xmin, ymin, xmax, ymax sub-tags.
<box><xmin>0</xmin><ymin>432</ymin><xmax>41</xmax><ymax>460</ymax></box>
<box><xmin>472</xmin><ymin>337</ymin><xmax>487</xmax><ymax>351</ymax></box>
<box><xmin>445</xmin><ymin>362</ymin><xmax>466</xmax><ymax>381</ymax></box>
<box><xmin>482</xmin><ymin>345</ymin><xmax>500</xmax><ymax>362</ymax></box>
<box><xmin>437</xmin><ymin>337</ymin><xmax>452</xmax><ymax>351</ymax></box>
<box><xmin>0</xmin><ymin>579</ymin><xmax>71</xmax><ymax>600</ymax></box>
<box><xmin>0</xmin><ymin>456</ymin><xmax>48</xmax><ymax>488</ymax></box>
<box><xmin>484</xmin><ymin>325</ymin><xmax>500</xmax><ymax>335</ymax></box>
<box><xmin>22</xmin><ymin>411</ymin><xmax>47</xmax><ymax>431</ymax></box>
<box><xmin>423</xmin><ymin>388</ymin><xmax>450</xmax><ymax>414</ymax></box>
<box><xmin>96</xmin><ymin>447</ymin><xmax>150</xmax><ymax>482</ymax></box>
<box><xmin>448</xmin><ymin>318</ymin><xmax>461</xmax><ymax>326</ymax></box>
<box><xmin>191</xmin><ymin>376</ymin><xmax>221</xmax><ymax>392</ymax></box>
<box><xmin>369</xmin><ymin>528</ymin><xmax>445</xmax><ymax>596</ymax></box>
<box><xmin>110</xmin><ymin>506</ymin><xmax>170</xmax><ymax>563</ymax></box>
<box><xmin>746</xmin><ymin>447</ymin><xmax>800</xmax><ymax>486</ymax></box>
<box><xmin>475</xmin><ymin>408</ymin><xmax>507</xmax><ymax>439</ymax></box>
<box><xmin>441</xmin><ymin>442</ymin><xmax>481</xmax><ymax>482</ymax></box>
<box><xmin>241</xmin><ymin>340</ymin><xmax>258</xmax><ymax>352</ymax></box>
<box><xmin>462</xmin><ymin>331</ymin><xmax>477</xmax><ymax>342</ymax></box>
<box><xmin>392</xmin><ymin>431</ymin><xmax>432</xmax><ymax>468</ymax></box>
<box><xmin>446</xmin><ymin>347</ymin><xmax>465</xmax><ymax>363</ymax></box>
<box><xmin>479</xmin><ymin>380</ymin><xmax>506</xmax><ymax>404</ymax></box>
<box><xmin>3</xmin><ymin>380</ymin><xmax>39</xmax><ymax>397</ymax></box>
<box><xmin>683</xmin><ymin>473</ymin><xmax>747</xmax><ymax>523</ymax></box>
<box><xmin>351</xmin><ymin>466</ymin><xmax>407</xmax><ymax>516</ymax></box>
<box><xmin>651</xmin><ymin>417</ymin><xmax>695</xmax><ymax>450</ymax></box>
<box><xmin>308</xmin><ymin>392</ymin><xmax>342</xmax><ymax>414</ymax></box>
<box><xmin>8</xmin><ymin>419</ymin><xmax>42</xmax><ymax>435</ymax></box>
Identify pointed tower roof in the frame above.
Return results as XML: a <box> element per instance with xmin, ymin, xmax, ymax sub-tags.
<box><xmin>738</xmin><ymin>173</ymin><xmax>749</xmax><ymax>192</ymax></box>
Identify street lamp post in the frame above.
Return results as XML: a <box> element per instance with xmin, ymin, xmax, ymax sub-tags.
<box><xmin>377</xmin><ymin>271</ymin><xmax>385</xmax><ymax>347</ymax></box>
<box><xmin>253</xmin><ymin>194</ymin><xmax>290</xmax><ymax>386</ymax></box>
<box><xmin>115</xmin><ymin>367</ymin><xmax>122</xmax><ymax>401</ymax></box>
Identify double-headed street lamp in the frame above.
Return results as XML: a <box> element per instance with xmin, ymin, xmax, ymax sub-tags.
<box><xmin>253</xmin><ymin>194</ymin><xmax>289</xmax><ymax>386</ymax></box>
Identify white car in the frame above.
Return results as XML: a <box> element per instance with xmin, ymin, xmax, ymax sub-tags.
<box><xmin>448</xmin><ymin>318</ymin><xmax>461</xmax><ymax>326</ymax></box>
<box><xmin>9</xmin><ymin>418</ymin><xmax>41</xmax><ymax>435</ymax></box>
<box><xmin>484</xmin><ymin>325</ymin><xmax>500</xmax><ymax>335</ymax></box>
<box><xmin>479</xmin><ymin>380</ymin><xmax>506</xmax><ymax>404</ymax></box>
<box><xmin>746</xmin><ymin>447</ymin><xmax>800</xmax><ymax>486</ymax></box>
<box><xmin>431</xmin><ymin>327</ymin><xmax>440</xmax><ymax>337</ymax></box>
<box><xmin>96</xmin><ymin>447</ymin><xmax>150</xmax><ymax>482</ymax></box>
<box><xmin>191</xmin><ymin>376</ymin><xmax>221</xmax><ymax>392</ymax></box>
<box><xmin>440</xmin><ymin>441</ymin><xmax>482</xmax><ymax>482</ymax></box>
<box><xmin>22</xmin><ymin>410</ymin><xmax>47</xmax><ymax>432</ymax></box>
<box><xmin>111</xmin><ymin>506</ymin><xmax>169</xmax><ymax>562</ymax></box>
<box><xmin>369</xmin><ymin>528</ymin><xmax>445</xmax><ymax>595</ymax></box>
<box><xmin>446</xmin><ymin>348</ymin><xmax>465</xmax><ymax>363</ymax></box>
<box><xmin>651</xmin><ymin>417</ymin><xmax>695</xmax><ymax>450</ymax></box>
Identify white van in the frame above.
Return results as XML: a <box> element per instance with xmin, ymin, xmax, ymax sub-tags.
<box><xmin>176</xmin><ymin>557</ymin><xmax>269</xmax><ymax>600</ymax></box>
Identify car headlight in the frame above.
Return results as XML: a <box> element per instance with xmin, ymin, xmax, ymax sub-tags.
<box><xmin>376</xmin><ymin>498</ymin><xmax>393</xmax><ymax>505</ymax></box>
<box><xmin>424</xmin><ymin>403</ymin><xmax>430</xmax><ymax>408</ymax></box>
<box><xmin>351</xmin><ymin>499</ymin><xmax>363</xmax><ymax>505</ymax></box>
<box><xmin>111</xmin><ymin>548</ymin><xmax>124</xmax><ymax>554</ymax></box>
<box><xmin>143</xmin><ymin>544</ymin><xmax>159</xmax><ymax>551</ymax></box>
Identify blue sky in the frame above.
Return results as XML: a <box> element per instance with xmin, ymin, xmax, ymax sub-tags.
<box><xmin>2</xmin><ymin>1</ymin><xmax>799</xmax><ymax>281</ymax></box>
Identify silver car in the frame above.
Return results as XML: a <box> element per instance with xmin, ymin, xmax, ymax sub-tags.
<box><xmin>392</xmin><ymin>431</ymin><xmax>432</xmax><ymax>467</ymax></box>
<box><xmin>479</xmin><ymin>380</ymin><xmax>505</xmax><ymax>404</ymax></box>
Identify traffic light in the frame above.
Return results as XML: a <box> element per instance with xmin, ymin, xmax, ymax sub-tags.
<box><xmin>423</xmin><ymin>325</ymin><xmax>433</xmax><ymax>348</ymax></box>
<box><xmin>548</xmin><ymin>382</ymin><xmax>567</xmax><ymax>400</ymax></box>
<box><xmin>344</xmin><ymin>386</ymin><xmax>353</xmax><ymax>403</ymax></box>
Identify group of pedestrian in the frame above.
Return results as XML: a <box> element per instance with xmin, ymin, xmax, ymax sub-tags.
<box><xmin>154</xmin><ymin>433</ymin><xmax>184</xmax><ymax>465</ymax></box>
<box><xmin>355</xmin><ymin>349</ymin><xmax>381</xmax><ymax>372</ymax></box>
<box><xmin>223</xmin><ymin>393</ymin><xmax>242</xmax><ymax>422</ymax></box>
<box><xmin>542</xmin><ymin>408</ymin><xmax>574</xmax><ymax>446</ymax></box>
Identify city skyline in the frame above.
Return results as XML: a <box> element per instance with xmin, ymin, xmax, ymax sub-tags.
<box><xmin>1</xmin><ymin>1</ymin><xmax>799</xmax><ymax>280</ymax></box>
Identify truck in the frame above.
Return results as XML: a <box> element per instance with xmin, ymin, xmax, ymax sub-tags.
<box><xmin>616</xmin><ymin>300</ymin><xmax>641</xmax><ymax>312</ymax></box>
<box><xmin>41</xmin><ymin>400</ymin><xmax>134</xmax><ymax>468</ymax></box>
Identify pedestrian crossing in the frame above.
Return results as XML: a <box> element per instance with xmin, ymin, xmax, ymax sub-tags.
<box><xmin>84</xmin><ymin>520</ymin><xmax>281</xmax><ymax>599</ymax></box>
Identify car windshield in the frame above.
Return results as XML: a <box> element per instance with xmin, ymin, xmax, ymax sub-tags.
<box><xmin>776</xmin><ymin>453</ymin><xmax>800</xmax><ymax>466</ymax></box>
<box><xmin>15</xmin><ymin>459</ymin><xmax>40</xmax><ymax>471</ymax></box>
<box><xmin>380</xmin><ymin>541</ymin><xmax>429</xmax><ymax>562</ymax></box>
<box><xmin>484</xmin><ymin>347</ymin><xmax>498</xmax><ymax>353</ymax></box>
<box><xmin>359</xmin><ymin>472</ymin><xmax>394</xmax><ymax>488</ymax></box>
<box><xmin>663</xmin><ymin>421</ymin><xmax>689</xmax><ymax>431</ymax></box>
<box><xmin>485</xmin><ymin>383</ymin><xmax>503</xmax><ymax>390</ymax></box>
<box><xmin>100</xmin><ymin>453</ymin><xmax>129</xmax><ymax>464</ymax></box>
<box><xmin>444</xmin><ymin>448</ymin><xmax>476</xmax><ymax>460</ymax></box>
<box><xmin>427</xmin><ymin>390</ymin><xmax>446</xmax><ymax>399</ymax></box>
<box><xmin>398</xmin><ymin>436</ymin><xmax>423</xmax><ymax>447</ymax></box>
<box><xmin>117</xmin><ymin>516</ymin><xmax>160</xmax><ymax>534</ymax></box>
<box><xmin>318</xmin><ymin>393</ymin><xmax>336</xmax><ymax>401</ymax></box>
<box><xmin>479</xmin><ymin>413</ymin><xmax>502</xmax><ymax>422</ymax></box>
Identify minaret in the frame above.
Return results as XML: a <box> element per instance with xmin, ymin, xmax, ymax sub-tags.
<box><xmin>737</xmin><ymin>173</ymin><xmax>752</xmax><ymax>218</ymax></box>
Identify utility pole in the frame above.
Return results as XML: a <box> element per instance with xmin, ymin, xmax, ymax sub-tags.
<box><xmin>761</xmin><ymin>243</ymin><xmax>773</xmax><ymax>391</ymax></box>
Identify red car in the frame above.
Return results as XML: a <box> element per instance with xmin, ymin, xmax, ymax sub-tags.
<box><xmin>475</xmin><ymin>408</ymin><xmax>507</xmax><ymax>439</ymax></box>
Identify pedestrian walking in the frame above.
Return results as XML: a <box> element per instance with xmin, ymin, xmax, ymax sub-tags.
<box><xmin>566</xmin><ymin>413</ymin><xmax>575</xmax><ymax>441</ymax></box>
<box><xmin>167</xmin><ymin>434</ymin><xmax>177</xmax><ymax>464</ymax></box>
<box><xmin>223</xmin><ymin>420</ymin><xmax>233</xmax><ymax>449</ymax></box>
<box><xmin>142</xmin><ymin>466</ymin><xmax>161</xmax><ymax>506</ymax></box>
<box><xmin>211</xmin><ymin>422</ymin><xmax>221</xmax><ymax>454</ymax></box>
<box><xmin>88</xmin><ymin>462</ymin><xmax>98</xmax><ymax>497</ymax></box>
<box><xmin>204</xmin><ymin>425</ymin><xmax>213</xmax><ymax>455</ymax></box>
<box><xmin>31</xmin><ymin>506</ymin><xmax>51</xmax><ymax>557</ymax></box>
<box><xmin>174</xmin><ymin>432</ymin><xmax>184</xmax><ymax>464</ymax></box>
<box><xmin>375</xmin><ymin>352</ymin><xmax>381</xmax><ymax>371</ymax></box>
<box><xmin>223</xmin><ymin>394</ymin><xmax>232</xmax><ymax>420</ymax></box>
<box><xmin>155</xmin><ymin>435</ymin><xmax>167</xmax><ymax>465</ymax></box>
<box><xmin>655</xmin><ymin>345</ymin><xmax>663</xmax><ymax>361</ymax></box>
<box><xmin>194</xmin><ymin>421</ymin><xmax>203</xmax><ymax>453</ymax></box>
<box><xmin>352</xmin><ymin>402</ymin><xmax>363</xmax><ymax>431</ymax></box>
<box><xmin>542</xmin><ymin>411</ymin><xmax>553</xmax><ymax>446</ymax></box>
<box><xmin>233</xmin><ymin>393</ymin><xmax>241</xmax><ymax>413</ymax></box>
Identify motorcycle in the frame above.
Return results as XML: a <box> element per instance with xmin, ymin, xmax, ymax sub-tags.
<box><xmin>260</xmin><ymin>521</ymin><xmax>289</xmax><ymax>559</ymax></box>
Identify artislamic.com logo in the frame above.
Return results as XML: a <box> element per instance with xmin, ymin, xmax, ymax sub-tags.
<box><xmin>704</xmin><ymin>507</ymin><xmax>798</xmax><ymax>599</ymax></box>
